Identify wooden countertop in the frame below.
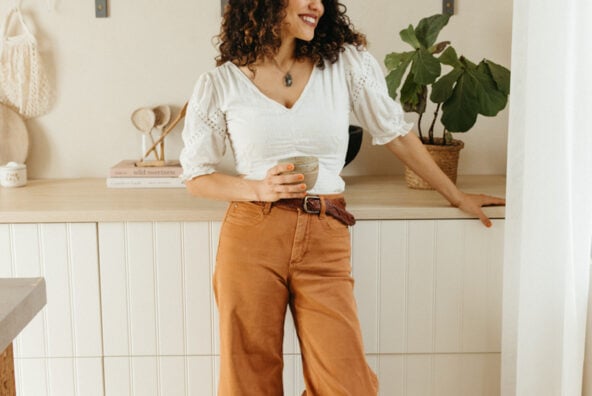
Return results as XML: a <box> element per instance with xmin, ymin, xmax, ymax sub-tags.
<box><xmin>0</xmin><ymin>176</ymin><xmax>506</xmax><ymax>223</ymax></box>
<box><xmin>0</xmin><ymin>278</ymin><xmax>47</xmax><ymax>352</ymax></box>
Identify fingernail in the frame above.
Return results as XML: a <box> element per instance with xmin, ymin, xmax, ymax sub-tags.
<box><xmin>288</xmin><ymin>164</ymin><xmax>294</xmax><ymax>171</ymax></box>
<box><xmin>301</xmin><ymin>184</ymin><xmax>306</xmax><ymax>189</ymax></box>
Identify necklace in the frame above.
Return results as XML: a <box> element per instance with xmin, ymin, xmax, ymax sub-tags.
<box><xmin>271</xmin><ymin>57</ymin><xmax>296</xmax><ymax>87</ymax></box>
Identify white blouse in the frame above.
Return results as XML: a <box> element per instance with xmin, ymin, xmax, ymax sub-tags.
<box><xmin>180</xmin><ymin>44</ymin><xmax>413</xmax><ymax>195</ymax></box>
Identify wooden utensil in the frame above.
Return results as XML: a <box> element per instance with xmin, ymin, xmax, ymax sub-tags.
<box><xmin>0</xmin><ymin>104</ymin><xmax>29</xmax><ymax>165</ymax></box>
<box><xmin>152</xmin><ymin>105</ymin><xmax>171</xmax><ymax>161</ymax></box>
<box><xmin>131</xmin><ymin>107</ymin><xmax>158</xmax><ymax>160</ymax></box>
<box><xmin>142</xmin><ymin>102</ymin><xmax>188</xmax><ymax>159</ymax></box>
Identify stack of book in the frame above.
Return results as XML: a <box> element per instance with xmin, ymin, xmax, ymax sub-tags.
<box><xmin>106</xmin><ymin>160</ymin><xmax>184</xmax><ymax>188</ymax></box>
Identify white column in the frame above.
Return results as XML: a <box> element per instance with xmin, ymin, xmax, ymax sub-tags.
<box><xmin>502</xmin><ymin>0</ymin><xmax>592</xmax><ymax>395</ymax></box>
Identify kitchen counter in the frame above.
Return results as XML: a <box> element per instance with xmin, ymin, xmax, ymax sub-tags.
<box><xmin>0</xmin><ymin>278</ymin><xmax>47</xmax><ymax>353</ymax></box>
<box><xmin>0</xmin><ymin>175</ymin><xmax>506</xmax><ymax>223</ymax></box>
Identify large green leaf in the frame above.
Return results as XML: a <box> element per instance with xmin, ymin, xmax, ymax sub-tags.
<box><xmin>484</xmin><ymin>60</ymin><xmax>511</xmax><ymax>95</ymax></box>
<box><xmin>439</xmin><ymin>47</ymin><xmax>461</xmax><ymax>67</ymax></box>
<box><xmin>385</xmin><ymin>56</ymin><xmax>412</xmax><ymax>99</ymax></box>
<box><xmin>430</xmin><ymin>68</ymin><xmax>463</xmax><ymax>103</ymax></box>
<box><xmin>415</xmin><ymin>14</ymin><xmax>451</xmax><ymax>49</ymax></box>
<box><xmin>411</xmin><ymin>49</ymin><xmax>441</xmax><ymax>85</ymax></box>
<box><xmin>472</xmin><ymin>62</ymin><xmax>508</xmax><ymax>116</ymax></box>
<box><xmin>400</xmin><ymin>25</ymin><xmax>422</xmax><ymax>49</ymax></box>
<box><xmin>384</xmin><ymin>51</ymin><xmax>414</xmax><ymax>71</ymax></box>
<box><xmin>401</xmin><ymin>73</ymin><xmax>427</xmax><ymax>114</ymax></box>
<box><xmin>441</xmin><ymin>73</ymin><xmax>480</xmax><ymax>132</ymax></box>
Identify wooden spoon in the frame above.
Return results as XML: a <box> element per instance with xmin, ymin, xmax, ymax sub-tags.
<box><xmin>152</xmin><ymin>105</ymin><xmax>171</xmax><ymax>161</ymax></box>
<box><xmin>131</xmin><ymin>107</ymin><xmax>158</xmax><ymax>160</ymax></box>
<box><xmin>143</xmin><ymin>102</ymin><xmax>188</xmax><ymax>159</ymax></box>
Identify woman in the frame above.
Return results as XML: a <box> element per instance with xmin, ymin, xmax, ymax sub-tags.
<box><xmin>180</xmin><ymin>0</ymin><xmax>504</xmax><ymax>394</ymax></box>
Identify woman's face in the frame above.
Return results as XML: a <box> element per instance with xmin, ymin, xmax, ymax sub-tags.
<box><xmin>281</xmin><ymin>0</ymin><xmax>324</xmax><ymax>42</ymax></box>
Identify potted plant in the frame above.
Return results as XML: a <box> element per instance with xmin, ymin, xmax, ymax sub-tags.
<box><xmin>384</xmin><ymin>14</ymin><xmax>511</xmax><ymax>189</ymax></box>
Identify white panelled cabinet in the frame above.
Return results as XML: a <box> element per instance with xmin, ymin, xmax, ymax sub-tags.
<box><xmin>0</xmin><ymin>218</ymin><xmax>504</xmax><ymax>396</ymax></box>
<box><xmin>0</xmin><ymin>223</ymin><xmax>104</xmax><ymax>396</ymax></box>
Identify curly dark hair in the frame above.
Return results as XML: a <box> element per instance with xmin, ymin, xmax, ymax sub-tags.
<box><xmin>216</xmin><ymin>0</ymin><xmax>366</xmax><ymax>68</ymax></box>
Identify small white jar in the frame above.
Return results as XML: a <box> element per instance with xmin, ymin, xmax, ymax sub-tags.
<box><xmin>0</xmin><ymin>162</ymin><xmax>27</xmax><ymax>187</ymax></box>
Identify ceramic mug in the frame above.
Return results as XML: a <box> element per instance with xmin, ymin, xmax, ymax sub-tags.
<box><xmin>0</xmin><ymin>162</ymin><xmax>27</xmax><ymax>187</ymax></box>
<box><xmin>277</xmin><ymin>156</ymin><xmax>319</xmax><ymax>190</ymax></box>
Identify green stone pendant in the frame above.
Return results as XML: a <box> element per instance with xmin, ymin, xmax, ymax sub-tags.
<box><xmin>284</xmin><ymin>72</ymin><xmax>293</xmax><ymax>87</ymax></box>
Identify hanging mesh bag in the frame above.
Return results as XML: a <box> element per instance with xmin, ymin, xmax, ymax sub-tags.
<box><xmin>0</xmin><ymin>7</ymin><xmax>53</xmax><ymax>118</ymax></box>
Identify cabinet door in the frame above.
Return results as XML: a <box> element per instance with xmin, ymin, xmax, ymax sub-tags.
<box><xmin>0</xmin><ymin>223</ymin><xmax>103</xmax><ymax>396</ymax></box>
<box><xmin>98</xmin><ymin>222</ymin><xmax>219</xmax><ymax>395</ymax></box>
<box><xmin>351</xmin><ymin>219</ymin><xmax>504</xmax><ymax>396</ymax></box>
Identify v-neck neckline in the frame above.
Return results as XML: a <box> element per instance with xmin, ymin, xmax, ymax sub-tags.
<box><xmin>228</xmin><ymin>62</ymin><xmax>317</xmax><ymax>111</ymax></box>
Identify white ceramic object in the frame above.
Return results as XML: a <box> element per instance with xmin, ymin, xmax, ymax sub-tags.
<box><xmin>278</xmin><ymin>156</ymin><xmax>319</xmax><ymax>190</ymax></box>
<box><xmin>0</xmin><ymin>161</ymin><xmax>27</xmax><ymax>187</ymax></box>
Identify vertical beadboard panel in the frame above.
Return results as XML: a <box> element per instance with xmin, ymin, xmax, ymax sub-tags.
<box><xmin>67</xmin><ymin>224</ymin><xmax>103</xmax><ymax>357</ymax></box>
<box><xmin>351</xmin><ymin>221</ymin><xmax>380</xmax><ymax>353</ymax></box>
<box><xmin>182</xmin><ymin>222</ymin><xmax>214</xmax><ymax>355</ymax></box>
<box><xmin>154</xmin><ymin>223</ymin><xmax>185</xmax><ymax>356</ymax></box>
<box><xmin>15</xmin><ymin>357</ymin><xmax>103</xmax><ymax>396</ymax></box>
<box><xmin>103</xmin><ymin>357</ymin><xmax>132</xmax><ymax>396</ymax></box>
<box><xmin>131</xmin><ymin>357</ymin><xmax>159</xmax><ymax>395</ymax></box>
<box><xmin>487</xmin><ymin>220</ymin><xmax>504</xmax><ymax>352</ymax></box>
<box><xmin>0</xmin><ymin>224</ymin><xmax>13</xmax><ymax>277</ymax></box>
<box><xmin>460</xmin><ymin>354</ymin><xmax>501</xmax><ymax>396</ymax></box>
<box><xmin>282</xmin><ymin>354</ymin><xmax>305</xmax><ymax>396</ymax></box>
<box><xmin>462</xmin><ymin>220</ymin><xmax>503</xmax><ymax>352</ymax></box>
<box><xmin>39</xmin><ymin>224</ymin><xmax>75</xmax><ymax>357</ymax></box>
<box><xmin>432</xmin><ymin>354</ymin><xmax>462</xmax><ymax>395</ymax></box>
<box><xmin>187</xmin><ymin>356</ymin><xmax>214</xmax><ymax>396</ymax></box>
<box><xmin>377</xmin><ymin>355</ymin><xmax>404</xmax><ymax>396</ymax></box>
<box><xmin>210</xmin><ymin>221</ymin><xmax>221</xmax><ymax>357</ymax></box>
<box><xmin>378</xmin><ymin>221</ymin><xmax>408</xmax><ymax>354</ymax></box>
<box><xmin>14</xmin><ymin>358</ymin><xmax>49</xmax><ymax>396</ymax></box>
<box><xmin>406</xmin><ymin>355</ymin><xmax>433</xmax><ymax>395</ymax></box>
<box><xmin>74</xmin><ymin>358</ymin><xmax>105</xmax><ymax>396</ymax></box>
<box><xmin>283</xmin><ymin>354</ymin><xmax>296</xmax><ymax>395</ymax></box>
<box><xmin>9</xmin><ymin>224</ymin><xmax>46</xmax><ymax>358</ymax></box>
<box><xmin>98</xmin><ymin>222</ymin><xmax>131</xmax><ymax>356</ymax></box>
<box><xmin>5</xmin><ymin>224</ymin><xmax>102</xmax><ymax>396</ymax></box>
<box><xmin>126</xmin><ymin>222</ymin><xmax>158</xmax><ymax>356</ymax></box>
<box><xmin>433</xmin><ymin>220</ymin><xmax>465</xmax><ymax>353</ymax></box>
<box><xmin>406</xmin><ymin>221</ymin><xmax>436</xmax><ymax>353</ymax></box>
<box><xmin>158</xmin><ymin>357</ymin><xmax>186</xmax><ymax>395</ymax></box>
<box><xmin>283</xmin><ymin>309</ymin><xmax>298</xmax><ymax>355</ymax></box>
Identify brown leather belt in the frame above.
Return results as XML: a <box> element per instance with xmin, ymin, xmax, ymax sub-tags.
<box><xmin>272</xmin><ymin>195</ymin><xmax>356</xmax><ymax>226</ymax></box>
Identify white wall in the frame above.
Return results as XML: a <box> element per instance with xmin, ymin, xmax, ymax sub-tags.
<box><xmin>1</xmin><ymin>0</ymin><xmax>512</xmax><ymax>179</ymax></box>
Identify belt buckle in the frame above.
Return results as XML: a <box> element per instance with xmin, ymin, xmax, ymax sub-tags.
<box><xmin>303</xmin><ymin>195</ymin><xmax>321</xmax><ymax>214</ymax></box>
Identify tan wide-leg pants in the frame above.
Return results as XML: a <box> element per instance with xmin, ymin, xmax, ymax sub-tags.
<box><xmin>213</xmin><ymin>200</ymin><xmax>378</xmax><ymax>396</ymax></box>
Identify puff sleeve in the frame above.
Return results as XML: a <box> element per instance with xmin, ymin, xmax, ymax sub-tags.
<box><xmin>345</xmin><ymin>46</ymin><xmax>414</xmax><ymax>145</ymax></box>
<box><xmin>179</xmin><ymin>73</ymin><xmax>227</xmax><ymax>182</ymax></box>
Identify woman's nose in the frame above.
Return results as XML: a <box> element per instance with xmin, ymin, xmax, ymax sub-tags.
<box><xmin>309</xmin><ymin>0</ymin><xmax>323</xmax><ymax>11</ymax></box>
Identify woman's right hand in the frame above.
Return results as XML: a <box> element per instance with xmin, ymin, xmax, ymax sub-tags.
<box><xmin>256</xmin><ymin>163</ymin><xmax>308</xmax><ymax>202</ymax></box>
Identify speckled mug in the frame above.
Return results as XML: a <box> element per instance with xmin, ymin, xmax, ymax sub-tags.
<box><xmin>278</xmin><ymin>156</ymin><xmax>319</xmax><ymax>190</ymax></box>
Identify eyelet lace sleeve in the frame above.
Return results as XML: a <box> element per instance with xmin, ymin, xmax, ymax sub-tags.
<box><xmin>345</xmin><ymin>46</ymin><xmax>413</xmax><ymax>145</ymax></box>
<box><xmin>179</xmin><ymin>73</ymin><xmax>227</xmax><ymax>182</ymax></box>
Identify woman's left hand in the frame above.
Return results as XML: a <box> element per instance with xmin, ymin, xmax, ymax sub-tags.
<box><xmin>453</xmin><ymin>193</ymin><xmax>506</xmax><ymax>228</ymax></box>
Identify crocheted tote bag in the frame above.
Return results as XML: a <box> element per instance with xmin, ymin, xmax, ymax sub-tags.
<box><xmin>0</xmin><ymin>7</ymin><xmax>53</xmax><ymax>118</ymax></box>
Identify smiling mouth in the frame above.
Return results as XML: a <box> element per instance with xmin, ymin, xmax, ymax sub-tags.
<box><xmin>300</xmin><ymin>15</ymin><xmax>318</xmax><ymax>26</ymax></box>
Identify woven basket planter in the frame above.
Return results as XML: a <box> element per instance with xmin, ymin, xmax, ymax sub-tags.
<box><xmin>405</xmin><ymin>138</ymin><xmax>464</xmax><ymax>190</ymax></box>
